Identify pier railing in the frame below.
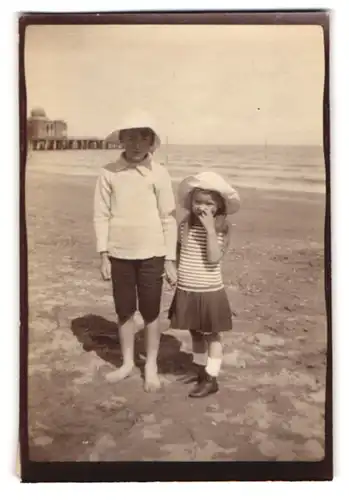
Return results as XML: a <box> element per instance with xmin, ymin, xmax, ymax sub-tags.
<box><xmin>28</xmin><ymin>138</ymin><xmax>121</xmax><ymax>151</ymax></box>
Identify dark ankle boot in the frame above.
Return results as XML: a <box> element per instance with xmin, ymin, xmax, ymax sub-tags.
<box><xmin>178</xmin><ymin>365</ymin><xmax>205</xmax><ymax>384</ymax></box>
<box><xmin>189</xmin><ymin>372</ymin><xmax>219</xmax><ymax>398</ymax></box>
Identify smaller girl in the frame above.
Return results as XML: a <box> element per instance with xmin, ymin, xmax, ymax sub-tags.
<box><xmin>169</xmin><ymin>171</ymin><xmax>240</xmax><ymax>398</ymax></box>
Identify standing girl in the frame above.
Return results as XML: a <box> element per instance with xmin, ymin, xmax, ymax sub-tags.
<box><xmin>169</xmin><ymin>171</ymin><xmax>240</xmax><ymax>398</ymax></box>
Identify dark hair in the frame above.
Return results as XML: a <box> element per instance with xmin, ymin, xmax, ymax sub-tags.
<box><xmin>119</xmin><ymin>127</ymin><xmax>155</xmax><ymax>145</ymax></box>
<box><xmin>188</xmin><ymin>188</ymin><xmax>229</xmax><ymax>234</ymax></box>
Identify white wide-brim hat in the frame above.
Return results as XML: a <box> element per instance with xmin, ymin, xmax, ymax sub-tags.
<box><xmin>178</xmin><ymin>171</ymin><xmax>241</xmax><ymax>215</ymax></box>
<box><xmin>105</xmin><ymin>109</ymin><xmax>161</xmax><ymax>151</ymax></box>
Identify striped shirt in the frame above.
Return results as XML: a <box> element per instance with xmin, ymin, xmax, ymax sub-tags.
<box><xmin>177</xmin><ymin>223</ymin><xmax>225</xmax><ymax>293</ymax></box>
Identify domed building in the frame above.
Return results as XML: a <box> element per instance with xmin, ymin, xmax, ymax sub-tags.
<box><xmin>30</xmin><ymin>107</ymin><xmax>47</xmax><ymax>118</ymax></box>
<box><xmin>27</xmin><ymin>107</ymin><xmax>67</xmax><ymax>140</ymax></box>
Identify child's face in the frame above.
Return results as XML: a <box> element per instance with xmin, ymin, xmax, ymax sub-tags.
<box><xmin>191</xmin><ymin>189</ymin><xmax>219</xmax><ymax>217</ymax></box>
<box><xmin>121</xmin><ymin>128</ymin><xmax>154</xmax><ymax>162</ymax></box>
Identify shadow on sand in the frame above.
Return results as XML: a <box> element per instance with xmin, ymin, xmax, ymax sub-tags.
<box><xmin>71</xmin><ymin>314</ymin><xmax>192</xmax><ymax>377</ymax></box>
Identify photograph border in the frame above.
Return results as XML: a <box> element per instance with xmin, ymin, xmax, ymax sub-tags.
<box><xmin>19</xmin><ymin>9</ymin><xmax>332</xmax><ymax>482</ymax></box>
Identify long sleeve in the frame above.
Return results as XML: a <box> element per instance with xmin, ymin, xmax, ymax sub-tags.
<box><xmin>93</xmin><ymin>168</ymin><xmax>112</xmax><ymax>253</ymax></box>
<box><xmin>156</xmin><ymin>167</ymin><xmax>177</xmax><ymax>261</ymax></box>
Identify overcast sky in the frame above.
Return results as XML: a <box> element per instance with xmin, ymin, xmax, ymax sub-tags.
<box><xmin>25</xmin><ymin>24</ymin><xmax>324</xmax><ymax>145</ymax></box>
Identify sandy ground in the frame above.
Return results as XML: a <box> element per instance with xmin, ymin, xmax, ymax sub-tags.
<box><xmin>26</xmin><ymin>169</ymin><xmax>327</xmax><ymax>462</ymax></box>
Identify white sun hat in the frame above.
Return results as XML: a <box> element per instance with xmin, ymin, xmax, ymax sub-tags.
<box><xmin>105</xmin><ymin>109</ymin><xmax>161</xmax><ymax>151</ymax></box>
<box><xmin>178</xmin><ymin>171</ymin><xmax>241</xmax><ymax>215</ymax></box>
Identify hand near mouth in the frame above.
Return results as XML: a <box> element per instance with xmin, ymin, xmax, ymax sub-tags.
<box><xmin>198</xmin><ymin>208</ymin><xmax>216</xmax><ymax>233</ymax></box>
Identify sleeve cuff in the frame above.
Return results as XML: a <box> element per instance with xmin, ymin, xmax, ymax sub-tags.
<box><xmin>97</xmin><ymin>244</ymin><xmax>108</xmax><ymax>254</ymax></box>
<box><xmin>165</xmin><ymin>254</ymin><xmax>177</xmax><ymax>261</ymax></box>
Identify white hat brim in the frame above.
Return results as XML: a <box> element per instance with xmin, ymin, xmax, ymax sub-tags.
<box><xmin>105</xmin><ymin>110</ymin><xmax>161</xmax><ymax>151</ymax></box>
<box><xmin>178</xmin><ymin>172</ymin><xmax>240</xmax><ymax>215</ymax></box>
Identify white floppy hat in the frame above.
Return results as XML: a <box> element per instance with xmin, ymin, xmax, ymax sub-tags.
<box><xmin>105</xmin><ymin>109</ymin><xmax>161</xmax><ymax>151</ymax></box>
<box><xmin>178</xmin><ymin>171</ymin><xmax>241</xmax><ymax>215</ymax></box>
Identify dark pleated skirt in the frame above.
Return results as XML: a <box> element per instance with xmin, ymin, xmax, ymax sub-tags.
<box><xmin>168</xmin><ymin>287</ymin><xmax>233</xmax><ymax>333</ymax></box>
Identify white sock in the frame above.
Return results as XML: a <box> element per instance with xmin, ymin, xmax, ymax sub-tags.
<box><xmin>205</xmin><ymin>357</ymin><xmax>222</xmax><ymax>377</ymax></box>
<box><xmin>193</xmin><ymin>352</ymin><xmax>207</xmax><ymax>366</ymax></box>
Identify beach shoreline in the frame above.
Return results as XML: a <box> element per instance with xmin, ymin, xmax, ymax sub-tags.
<box><xmin>26</xmin><ymin>143</ymin><xmax>326</xmax><ymax>195</ymax></box>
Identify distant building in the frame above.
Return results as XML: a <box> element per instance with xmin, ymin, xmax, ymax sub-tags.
<box><xmin>27</xmin><ymin>107</ymin><xmax>67</xmax><ymax>140</ymax></box>
<box><xmin>27</xmin><ymin>106</ymin><xmax>121</xmax><ymax>150</ymax></box>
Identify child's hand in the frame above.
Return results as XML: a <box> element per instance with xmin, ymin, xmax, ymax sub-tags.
<box><xmin>100</xmin><ymin>253</ymin><xmax>111</xmax><ymax>280</ymax></box>
<box><xmin>198</xmin><ymin>209</ymin><xmax>216</xmax><ymax>233</ymax></box>
<box><xmin>164</xmin><ymin>260</ymin><xmax>177</xmax><ymax>288</ymax></box>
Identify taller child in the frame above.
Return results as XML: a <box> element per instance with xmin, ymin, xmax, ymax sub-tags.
<box><xmin>93</xmin><ymin>111</ymin><xmax>177</xmax><ymax>392</ymax></box>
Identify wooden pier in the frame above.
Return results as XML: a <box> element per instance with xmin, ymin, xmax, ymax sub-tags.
<box><xmin>28</xmin><ymin>137</ymin><xmax>121</xmax><ymax>151</ymax></box>
<box><xmin>27</xmin><ymin>108</ymin><xmax>121</xmax><ymax>151</ymax></box>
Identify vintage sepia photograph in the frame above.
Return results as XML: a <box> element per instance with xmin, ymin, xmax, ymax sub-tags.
<box><xmin>20</xmin><ymin>12</ymin><xmax>331</xmax><ymax>481</ymax></box>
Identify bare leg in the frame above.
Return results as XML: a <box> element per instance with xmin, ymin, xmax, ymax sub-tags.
<box><xmin>143</xmin><ymin>316</ymin><xmax>162</xmax><ymax>392</ymax></box>
<box><xmin>105</xmin><ymin>316</ymin><xmax>135</xmax><ymax>382</ymax></box>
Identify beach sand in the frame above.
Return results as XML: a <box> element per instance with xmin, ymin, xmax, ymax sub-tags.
<box><xmin>25</xmin><ymin>151</ymin><xmax>327</xmax><ymax>462</ymax></box>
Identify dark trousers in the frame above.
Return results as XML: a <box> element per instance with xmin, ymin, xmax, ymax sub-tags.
<box><xmin>110</xmin><ymin>256</ymin><xmax>165</xmax><ymax>324</ymax></box>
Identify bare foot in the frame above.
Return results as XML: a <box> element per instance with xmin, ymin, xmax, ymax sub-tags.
<box><xmin>144</xmin><ymin>365</ymin><xmax>161</xmax><ymax>393</ymax></box>
<box><xmin>105</xmin><ymin>363</ymin><xmax>135</xmax><ymax>382</ymax></box>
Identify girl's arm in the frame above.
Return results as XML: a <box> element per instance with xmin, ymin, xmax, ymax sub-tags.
<box><xmin>207</xmin><ymin>223</ymin><xmax>232</xmax><ymax>263</ymax></box>
<box><xmin>200</xmin><ymin>213</ymin><xmax>232</xmax><ymax>264</ymax></box>
<box><xmin>93</xmin><ymin>167</ymin><xmax>112</xmax><ymax>254</ymax></box>
<box><xmin>157</xmin><ymin>167</ymin><xmax>178</xmax><ymax>285</ymax></box>
<box><xmin>206</xmin><ymin>229</ymin><xmax>223</xmax><ymax>264</ymax></box>
<box><xmin>198</xmin><ymin>211</ymin><xmax>221</xmax><ymax>263</ymax></box>
<box><xmin>156</xmin><ymin>166</ymin><xmax>177</xmax><ymax>262</ymax></box>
